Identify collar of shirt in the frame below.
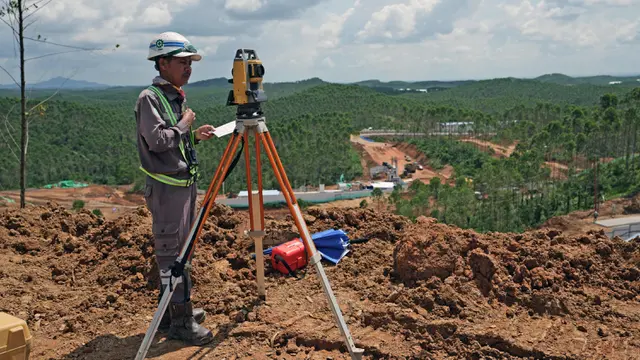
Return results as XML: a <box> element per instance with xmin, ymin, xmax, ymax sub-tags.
<box><xmin>152</xmin><ymin>76</ymin><xmax>186</xmax><ymax>102</ymax></box>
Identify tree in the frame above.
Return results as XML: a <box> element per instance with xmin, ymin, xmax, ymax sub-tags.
<box><xmin>0</xmin><ymin>0</ymin><xmax>119</xmax><ymax>208</ymax></box>
<box><xmin>371</xmin><ymin>187</ymin><xmax>384</xmax><ymax>210</ymax></box>
<box><xmin>0</xmin><ymin>0</ymin><xmax>28</xmax><ymax>207</ymax></box>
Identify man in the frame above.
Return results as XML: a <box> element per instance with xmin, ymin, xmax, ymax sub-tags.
<box><xmin>134</xmin><ymin>31</ymin><xmax>215</xmax><ymax>346</ymax></box>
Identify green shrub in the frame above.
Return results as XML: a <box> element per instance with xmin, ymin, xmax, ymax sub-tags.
<box><xmin>72</xmin><ymin>200</ymin><xmax>85</xmax><ymax>210</ymax></box>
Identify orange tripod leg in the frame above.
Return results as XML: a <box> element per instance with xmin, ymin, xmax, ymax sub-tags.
<box><xmin>186</xmin><ymin>131</ymin><xmax>242</xmax><ymax>261</ymax></box>
<box><xmin>262</xmin><ymin>131</ymin><xmax>319</xmax><ymax>257</ymax></box>
<box><xmin>202</xmin><ymin>131</ymin><xmax>238</xmax><ymax>202</ymax></box>
<box><xmin>259</xmin><ymin>130</ymin><xmax>364</xmax><ymax>359</ymax></box>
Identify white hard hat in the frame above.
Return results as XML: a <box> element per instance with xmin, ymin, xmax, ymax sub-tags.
<box><xmin>147</xmin><ymin>31</ymin><xmax>202</xmax><ymax>61</ymax></box>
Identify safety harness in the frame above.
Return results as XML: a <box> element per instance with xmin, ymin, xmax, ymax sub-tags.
<box><xmin>139</xmin><ymin>85</ymin><xmax>199</xmax><ymax>187</ymax></box>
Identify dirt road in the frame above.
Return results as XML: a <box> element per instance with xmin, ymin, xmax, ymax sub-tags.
<box><xmin>0</xmin><ymin>185</ymin><xmax>143</xmax><ymax>221</ymax></box>
<box><xmin>459</xmin><ymin>138</ymin><xmax>577</xmax><ymax>180</ymax></box>
<box><xmin>350</xmin><ymin>135</ymin><xmax>452</xmax><ymax>184</ymax></box>
<box><xmin>459</xmin><ymin>138</ymin><xmax>516</xmax><ymax>158</ymax></box>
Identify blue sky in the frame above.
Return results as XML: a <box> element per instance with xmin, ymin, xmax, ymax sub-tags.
<box><xmin>0</xmin><ymin>0</ymin><xmax>639</xmax><ymax>86</ymax></box>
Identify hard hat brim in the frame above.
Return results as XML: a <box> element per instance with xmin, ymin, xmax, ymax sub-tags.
<box><xmin>147</xmin><ymin>52</ymin><xmax>202</xmax><ymax>61</ymax></box>
<box><xmin>173</xmin><ymin>52</ymin><xmax>202</xmax><ymax>61</ymax></box>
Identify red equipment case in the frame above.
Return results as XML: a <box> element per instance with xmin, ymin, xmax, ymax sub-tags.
<box><xmin>270</xmin><ymin>239</ymin><xmax>307</xmax><ymax>276</ymax></box>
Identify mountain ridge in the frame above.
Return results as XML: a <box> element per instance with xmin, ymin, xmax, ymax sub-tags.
<box><xmin>3</xmin><ymin>73</ymin><xmax>640</xmax><ymax>91</ymax></box>
<box><xmin>0</xmin><ymin>76</ymin><xmax>110</xmax><ymax>90</ymax></box>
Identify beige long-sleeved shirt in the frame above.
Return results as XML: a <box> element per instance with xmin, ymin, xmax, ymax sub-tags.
<box><xmin>134</xmin><ymin>76</ymin><xmax>196</xmax><ymax>177</ymax></box>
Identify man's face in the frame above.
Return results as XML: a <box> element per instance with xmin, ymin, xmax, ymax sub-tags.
<box><xmin>160</xmin><ymin>56</ymin><xmax>193</xmax><ymax>87</ymax></box>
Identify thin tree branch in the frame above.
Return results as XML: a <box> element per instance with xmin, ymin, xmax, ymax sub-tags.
<box><xmin>0</xmin><ymin>13</ymin><xmax>16</xmax><ymax>31</ymax></box>
<box><xmin>0</xmin><ymin>13</ymin><xmax>20</xmax><ymax>48</ymax></box>
<box><xmin>0</xmin><ymin>128</ymin><xmax>20</xmax><ymax>162</ymax></box>
<box><xmin>4</xmin><ymin>102</ymin><xmax>17</xmax><ymax>132</ymax></box>
<box><xmin>27</xmin><ymin>86</ymin><xmax>63</xmax><ymax>125</ymax></box>
<box><xmin>22</xmin><ymin>16</ymin><xmax>36</xmax><ymax>29</ymax></box>
<box><xmin>1</xmin><ymin>103</ymin><xmax>20</xmax><ymax>162</ymax></box>
<box><xmin>27</xmin><ymin>69</ymin><xmax>78</xmax><ymax>125</ymax></box>
<box><xmin>25</xmin><ymin>65</ymin><xmax>50</xmax><ymax>100</ymax></box>
<box><xmin>25</xmin><ymin>48</ymin><xmax>89</xmax><ymax>61</ymax></box>
<box><xmin>3</xmin><ymin>100</ymin><xmax>18</xmax><ymax>134</ymax></box>
<box><xmin>2</xmin><ymin>8</ymin><xmax>20</xmax><ymax>56</ymax></box>
<box><xmin>23</xmin><ymin>36</ymin><xmax>98</xmax><ymax>51</ymax></box>
<box><xmin>0</xmin><ymin>131</ymin><xmax>20</xmax><ymax>162</ymax></box>
<box><xmin>24</xmin><ymin>0</ymin><xmax>48</xmax><ymax>7</ymax></box>
<box><xmin>24</xmin><ymin>125</ymin><xmax>28</xmax><ymax>158</ymax></box>
<box><xmin>0</xmin><ymin>63</ymin><xmax>19</xmax><ymax>87</ymax></box>
<box><xmin>23</xmin><ymin>0</ymin><xmax>52</xmax><ymax>21</ymax></box>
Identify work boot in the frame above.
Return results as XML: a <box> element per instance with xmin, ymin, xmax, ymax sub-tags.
<box><xmin>158</xmin><ymin>289</ymin><xmax>206</xmax><ymax>331</ymax></box>
<box><xmin>160</xmin><ymin>305</ymin><xmax>206</xmax><ymax>330</ymax></box>
<box><xmin>168</xmin><ymin>301</ymin><xmax>214</xmax><ymax>345</ymax></box>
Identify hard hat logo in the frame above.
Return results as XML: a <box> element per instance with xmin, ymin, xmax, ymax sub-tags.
<box><xmin>155</xmin><ymin>39</ymin><xmax>164</xmax><ymax>50</ymax></box>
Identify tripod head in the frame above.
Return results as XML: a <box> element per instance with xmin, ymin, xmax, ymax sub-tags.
<box><xmin>226</xmin><ymin>49</ymin><xmax>268</xmax><ymax>119</ymax></box>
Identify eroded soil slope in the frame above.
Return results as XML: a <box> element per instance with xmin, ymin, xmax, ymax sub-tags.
<box><xmin>0</xmin><ymin>203</ymin><xmax>639</xmax><ymax>359</ymax></box>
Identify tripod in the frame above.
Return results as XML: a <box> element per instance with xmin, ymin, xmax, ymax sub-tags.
<box><xmin>135</xmin><ymin>111</ymin><xmax>365</xmax><ymax>360</ymax></box>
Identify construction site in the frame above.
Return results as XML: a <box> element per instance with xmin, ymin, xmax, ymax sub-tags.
<box><xmin>0</xmin><ymin>132</ymin><xmax>639</xmax><ymax>359</ymax></box>
<box><xmin>4</xmin><ymin>1</ymin><xmax>640</xmax><ymax>357</ymax></box>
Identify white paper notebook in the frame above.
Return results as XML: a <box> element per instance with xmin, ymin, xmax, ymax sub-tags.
<box><xmin>212</xmin><ymin>121</ymin><xmax>236</xmax><ymax>137</ymax></box>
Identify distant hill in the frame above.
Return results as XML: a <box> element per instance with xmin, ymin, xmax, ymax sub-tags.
<box><xmin>2</xmin><ymin>73</ymin><xmax>639</xmax><ymax>92</ymax></box>
<box><xmin>187</xmin><ymin>76</ymin><xmax>327</xmax><ymax>89</ymax></box>
<box><xmin>184</xmin><ymin>76</ymin><xmax>329</xmax><ymax>106</ymax></box>
<box><xmin>354</xmin><ymin>74</ymin><xmax>640</xmax><ymax>94</ymax></box>
<box><xmin>354</xmin><ymin>79</ymin><xmax>474</xmax><ymax>91</ymax></box>
<box><xmin>534</xmin><ymin>73</ymin><xmax>640</xmax><ymax>86</ymax></box>
<box><xmin>186</xmin><ymin>77</ymin><xmax>231</xmax><ymax>88</ymax></box>
<box><xmin>400</xmin><ymin>77</ymin><xmax>639</xmax><ymax>113</ymax></box>
<box><xmin>0</xmin><ymin>76</ymin><xmax>110</xmax><ymax>90</ymax></box>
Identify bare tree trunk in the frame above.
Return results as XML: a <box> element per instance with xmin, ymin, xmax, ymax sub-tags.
<box><xmin>18</xmin><ymin>0</ymin><xmax>26</xmax><ymax>208</ymax></box>
<box><xmin>633</xmin><ymin>121</ymin><xmax>638</xmax><ymax>171</ymax></box>
<box><xmin>625</xmin><ymin>117</ymin><xmax>631</xmax><ymax>170</ymax></box>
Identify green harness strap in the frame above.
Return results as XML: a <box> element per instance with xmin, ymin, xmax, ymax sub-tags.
<box><xmin>139</xmin><ymin>85</ymin><xmax>199</xmax><ymax>187</ymax></box>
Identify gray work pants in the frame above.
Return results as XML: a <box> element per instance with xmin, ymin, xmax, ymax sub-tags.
<box><xmin>144</xmin><ymin>175</ymin><xmax>197</xmax><ymax>303</ymax></box>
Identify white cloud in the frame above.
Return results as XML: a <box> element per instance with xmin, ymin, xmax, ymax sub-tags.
<box><xmin>322</xmin><ymin>56</ymin><xmax>336</xmax><ymax>68</ymax></box>
<box><xmin>580</xmin><ymin>0</ymin><xmax>639</xmax><ymax>5</ymax></box>
<box><xmin>0</xmin><ymin>0</ymin><xmax>639</xmax><ymax>87</ymax></box>
<box><xmin>350</xmin><ymin>0</ymin><xmax>480</xmax><ymax>44</ymax></box>
<box><xmin>139</xmin><ymin>4</ymin><xmax>173</xmax><ymax>27</ymax></box>
<box><xmin>497</xmin><ymin>0</ymin><xmax>640</xmax><ymax>51</ymax></box>
<box><xmin>224</xmin><ymin>0</ymin><xmax>265</xmax><ymax>12</ymax></box>
<box><xmin>356</xmin><ymin>0</ymin><xmax>440</xmax><ymax>41</ymax></box>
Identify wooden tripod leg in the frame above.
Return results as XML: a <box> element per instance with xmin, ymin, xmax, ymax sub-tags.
<box><xmin>245</xmin><ymin>129</ymin><xmax>266</xmax><ymax>299</ymax></box>
<box><xmin>259</xmin><ymin>131</ymin><xmax>364</xmax><ymax>360</ymax></box>
<box><xmin>253</xmin><ymin>129</ymin><xmax>266</xmax><ymax>299</ymax></box>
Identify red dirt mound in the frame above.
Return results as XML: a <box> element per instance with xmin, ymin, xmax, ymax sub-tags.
<box><xmin>392</xmin><ymin>216</ymin><xmax>640</xmax><ymax>358</ymax></box>
<box><xmin>1</xmin><ymin>203</ymin><xmax>639</xmax><ymax>359</ymax></box>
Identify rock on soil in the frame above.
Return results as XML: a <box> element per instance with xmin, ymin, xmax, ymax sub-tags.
<box><xmin>0</xmin><ymin>202</ymin><xmax>639</xmax><ymax>359</ymax></box>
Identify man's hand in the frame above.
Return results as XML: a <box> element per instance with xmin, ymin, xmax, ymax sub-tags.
<box><xmin>182</xmin><ymin>109</ymin><xmax>196</xmax><ymax>127</ymax></box>
<box><xmin>194</xmin><ymin>124</ymin><xmax>216</xmax><ymax>141</ymax></box>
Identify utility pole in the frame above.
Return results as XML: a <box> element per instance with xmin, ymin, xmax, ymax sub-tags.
<box><xmin>18</xmin><ymin>0</ymin><xmax>26</xmax><ymax>208</ymax></box>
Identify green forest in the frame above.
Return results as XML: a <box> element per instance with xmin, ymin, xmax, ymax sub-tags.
<box><xmin>388</xmin><ymin>87</ymin><xmax>640</xmax><ymax>232</ymax></box>
<box><xmin>1</xmin><ymin>73</ymin><xmax>640</xmax><ymax>233</ymax></box>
